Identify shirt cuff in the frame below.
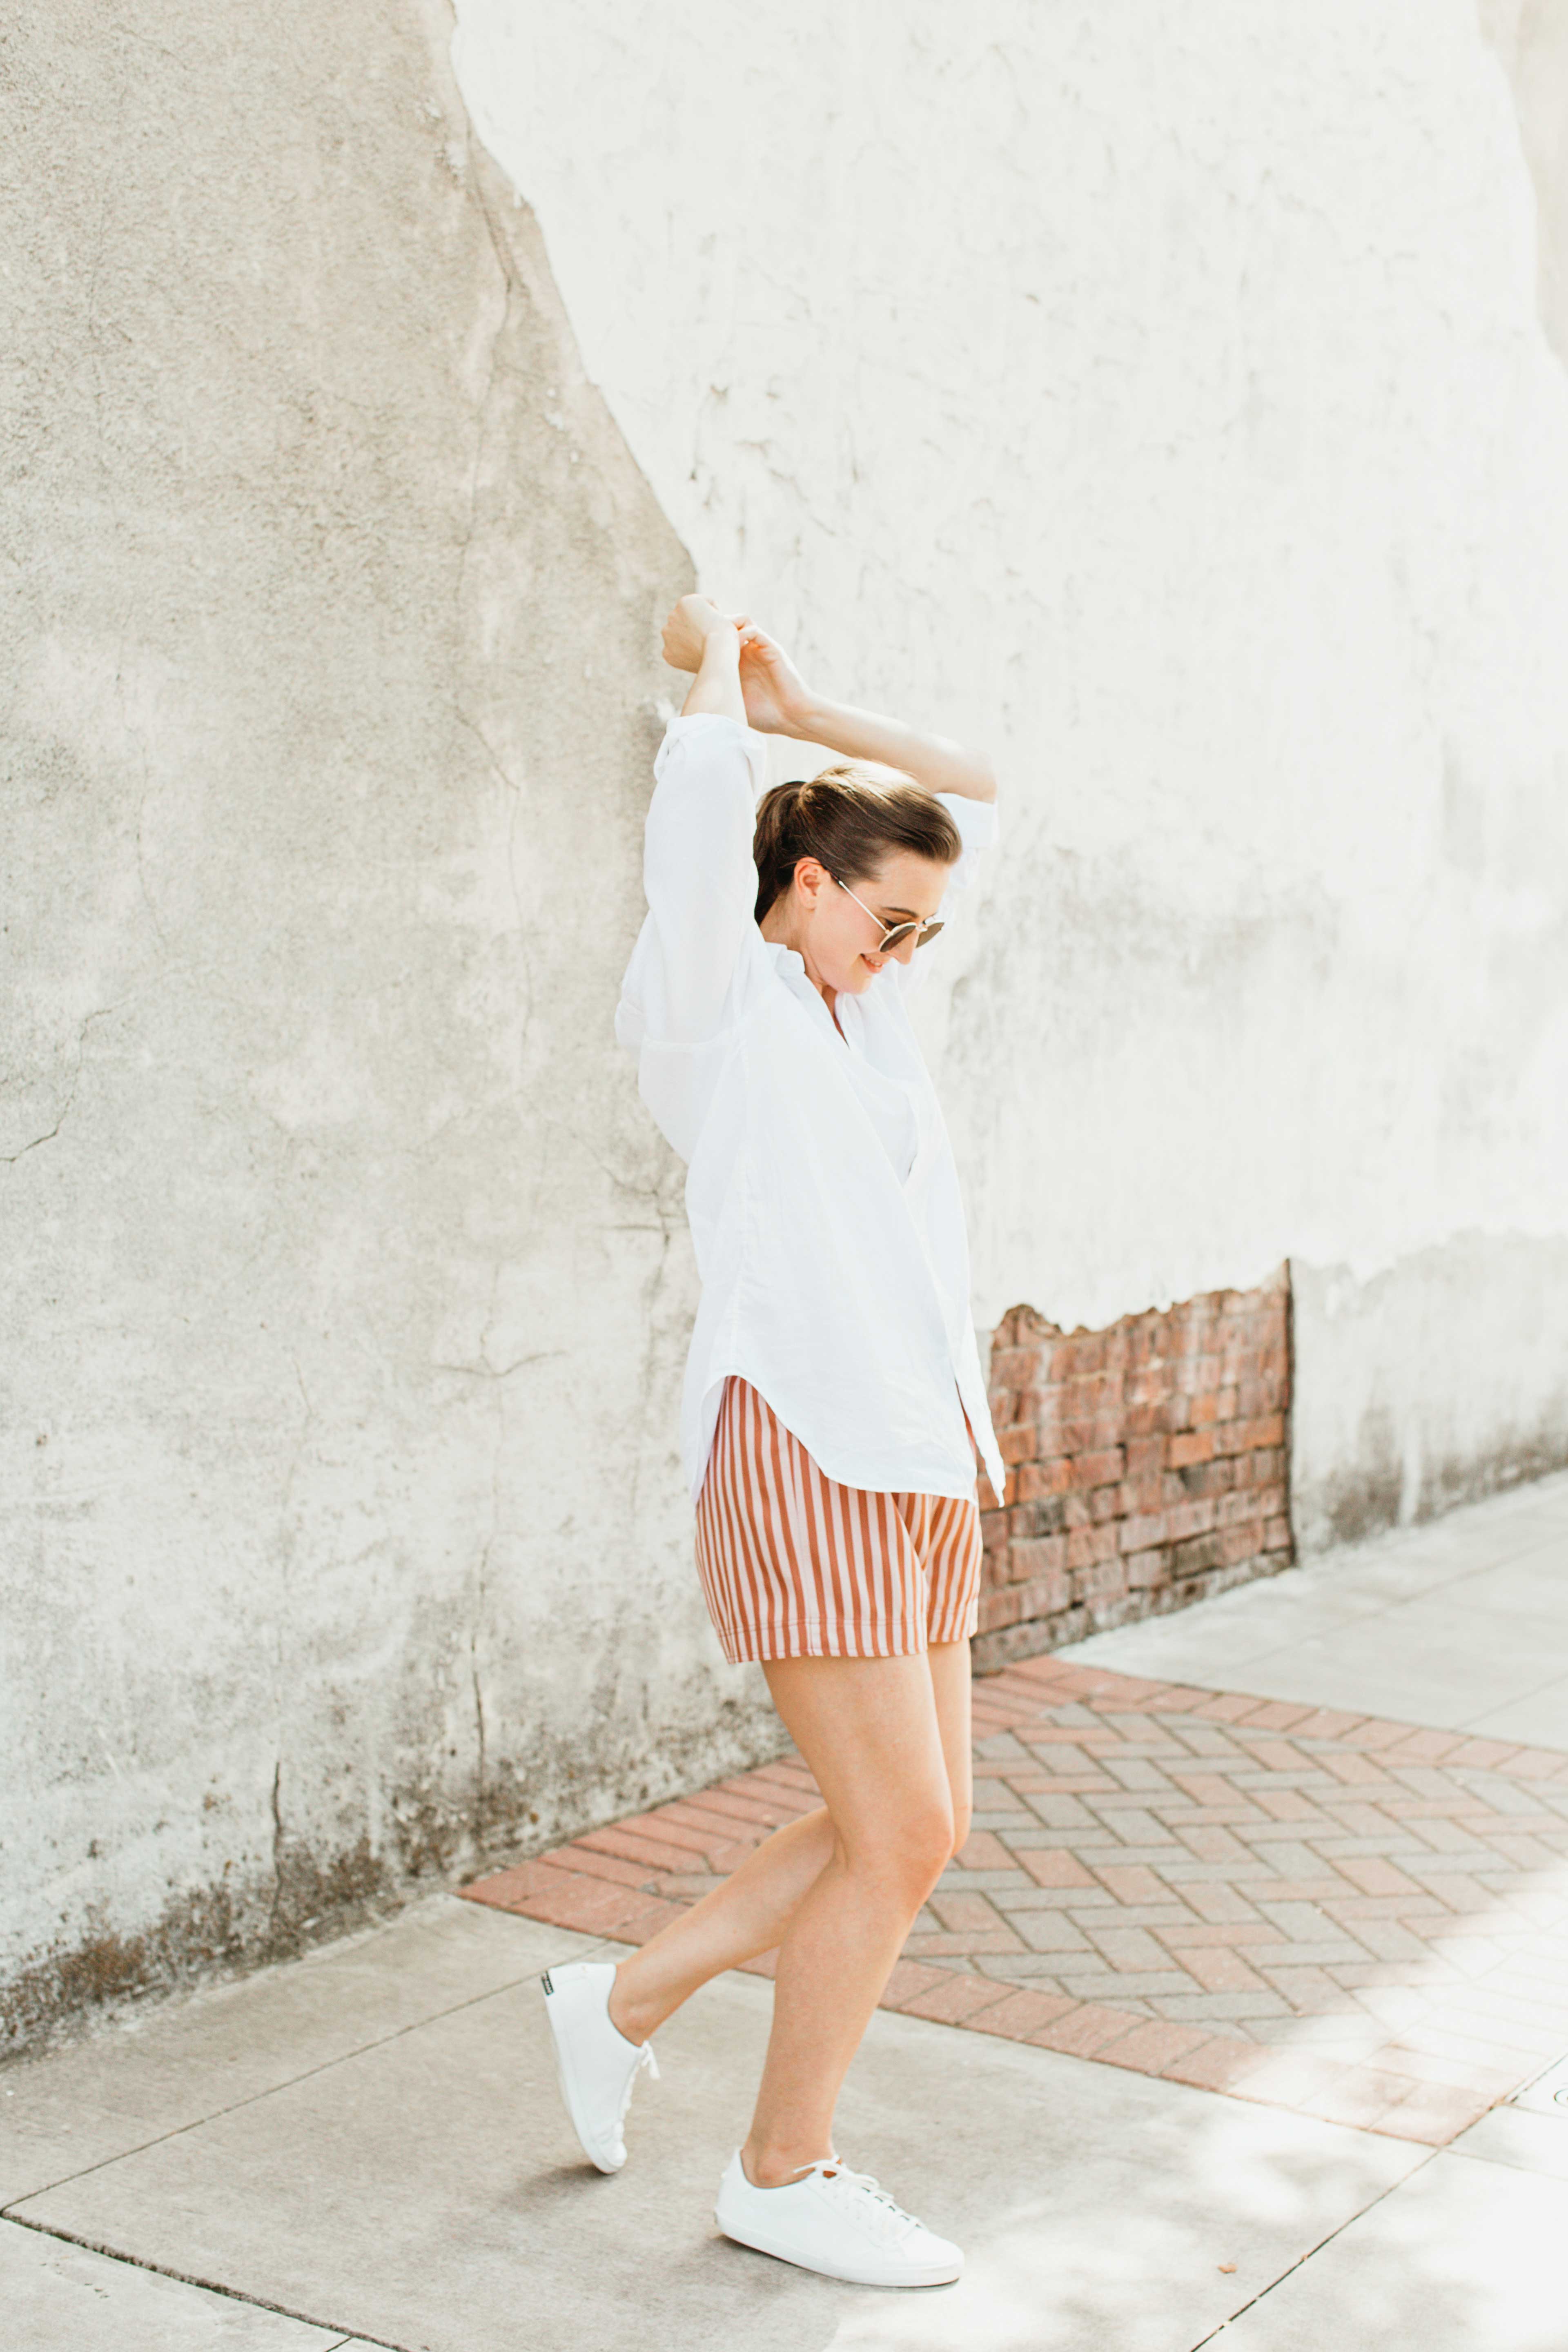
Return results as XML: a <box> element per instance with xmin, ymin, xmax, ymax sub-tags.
<box><xmin>659</xmin><ymin>710</ymin><xmax>766</xmax><ymax>751</ymax></box>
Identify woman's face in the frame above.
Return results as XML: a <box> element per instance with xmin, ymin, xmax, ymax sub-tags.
<box><xmin>780</xmin><ymin>848</ymin><xmax>953</xmax><ymax>997</ymax></box>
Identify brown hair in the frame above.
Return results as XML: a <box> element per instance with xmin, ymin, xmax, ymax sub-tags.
<box><xmin>751</xmin><ymin>762</ymin><xmax>962</xmax><ymax>926</ymax></box>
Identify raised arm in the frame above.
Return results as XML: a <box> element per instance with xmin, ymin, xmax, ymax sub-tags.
<box><xmin>613</xmin><ymin>599</ymin><xmax>771</xmax><ymax>1147</ymax></box>
<box><xmin>662</xmin><ymin>594</ymin><xmax>748</xmax><ymax>723</ymax></box>
<box><xmin>728</xmin><ymin>626</ymin><xmax>997</xmax><ymax>804</ymax></box>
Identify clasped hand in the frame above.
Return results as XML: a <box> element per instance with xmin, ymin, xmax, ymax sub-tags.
<box><xmin>660</xmin><ymin>594</ymin><xmax>811</xmax><ymax>737</ymax></box>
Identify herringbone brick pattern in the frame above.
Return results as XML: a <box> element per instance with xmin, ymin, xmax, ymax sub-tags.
<box><xmin>461</xmin><ymin>1655</ymin><xmax>1568</xmax><ymax>2147</ymax></box>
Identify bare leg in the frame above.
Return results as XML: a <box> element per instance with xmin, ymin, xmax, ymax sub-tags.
<box><xmin>608</xmin><ymin>1638</ymin><xmax>976</xmax><ymax>2103</ymax></box>
<box><xmin>739</xmin><ymin>1650</ymin><xmax>957</xmax><ymax>2187</ymax></box>
<box><xmin>608</xmin><ymin>1805</ymin><xmax>835</xmax><ymax>2043</ymax></box>
<box><xmin>926</xmin><ymin>1637</ymin><xmax>974</xmax><ymax>1855</ymax></box>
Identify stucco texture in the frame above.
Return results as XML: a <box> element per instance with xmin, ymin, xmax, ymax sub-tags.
<box><xmin>454</xmin><ymin>0</ymin><xmax>1568</xmax><ymax>1535</ymax></box>
<box><xmin>0</xmin><ymin>0</ymin><xmax>782</xmax><ymax>2046</ymax></box>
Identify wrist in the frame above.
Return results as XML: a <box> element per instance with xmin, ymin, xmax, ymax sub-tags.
<box><xmin>698</xmin><ymin>623</ymin><xmax>741</xmax><ymax>670</ymax></box>
<box><xmin>782</xmin><ymin>688</ymin><xmax>827</xmax><ymax>742</ymax></box>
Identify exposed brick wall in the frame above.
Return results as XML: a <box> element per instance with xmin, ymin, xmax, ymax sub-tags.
<box><xmin>974</xmin><ymin>1268</ymin><xmax>1292</xmax><ymax>1669</ymax></box>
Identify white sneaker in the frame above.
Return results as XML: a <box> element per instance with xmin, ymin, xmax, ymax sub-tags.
<box><xmin>540</xmin><ymin>1962</ymin><xmax>659</xmax><ymax>2174</ymax></box>
<box><xmin>714</xmin><ymin>2149</ymin><xmax>963</xmax><ymax>2287</ymax></box>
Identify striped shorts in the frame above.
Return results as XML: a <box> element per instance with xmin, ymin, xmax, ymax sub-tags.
<box><xmin>694</xmin><ymin>1374</ymin><xmax>984</xmax><ymax>1664</ymax></box>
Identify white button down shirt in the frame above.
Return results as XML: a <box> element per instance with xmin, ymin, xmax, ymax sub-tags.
<box><xmin>615</xmin><ymin>712</ymin><xmax>1007</xmax><ymax>1514</ymax></box>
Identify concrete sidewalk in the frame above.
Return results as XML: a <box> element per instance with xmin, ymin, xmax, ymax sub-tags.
<box><xmin>4</xmin><ymin>1472</ymin><xmax>1566</xmax><ymax>2351</ymax></box>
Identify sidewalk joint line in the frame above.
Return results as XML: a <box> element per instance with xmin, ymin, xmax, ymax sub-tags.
<box><xmin>1183</xmin><ymin>2146</ymin><xmax>1441</xmax><ymax>2348</ymax></box>
<box><xmin>1455</xmin><ymin>1649</ymin><xmax>1568</xmax><ymax>1732</ymax></box>
<box><xmin>0</xmin><ymin>2211</ymin><xmax>414</xmax><ymax>2350</ymax></box>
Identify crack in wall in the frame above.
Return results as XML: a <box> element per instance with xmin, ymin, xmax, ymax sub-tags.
<box><xmin>0</xmin><ymin>1000</ymin><xmax>130</xmax><ymax>1164</ymax></box>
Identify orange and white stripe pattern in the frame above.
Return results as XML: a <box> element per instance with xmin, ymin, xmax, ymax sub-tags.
<box><xmin>694</xmin><ymin>1374</ymin><xmax>984</xmax><ymax>1664</ymax></box>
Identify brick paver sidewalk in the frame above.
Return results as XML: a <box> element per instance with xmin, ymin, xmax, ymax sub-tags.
<box><xmin>461</xmin><ymin>1655</ymin><xmax>1568</xmax><ymax>2147</ymax></box>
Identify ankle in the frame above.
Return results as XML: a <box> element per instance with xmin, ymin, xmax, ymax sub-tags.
<box><xmin>741</xmin><ymin>2139</ymin><xmax>833</xmax><ymax>2190</ymax></box>
<box><xmin>606</xmin><ymin>1966</ymin><xmax>657</xmax><ymax>2047</ymax></box>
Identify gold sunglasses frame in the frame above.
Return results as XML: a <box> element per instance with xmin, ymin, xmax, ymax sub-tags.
<box><xmin>831</xmin><ymin>873</ymin><xmax>944</xmax><ymax>954</ymax></box>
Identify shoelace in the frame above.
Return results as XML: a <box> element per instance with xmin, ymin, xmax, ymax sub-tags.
<box><xmin>616</xmin><ymin>2038</ymin><xmax>659</xmax><ymax>2133</ymax></box>
<box><xmin>814</xmin><ymin>2162</ymin><xmax>918</xmax><ymax>2247</ymax></box>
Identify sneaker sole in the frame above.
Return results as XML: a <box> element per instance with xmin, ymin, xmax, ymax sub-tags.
<box><xmin>714</xmin><ymin>2206</ymin><xmax>962</xmax><ymax>2289</ymax></box>
<box><xmin>541</xmin><ymin>1971</ymin><xmax>623</xmax><ymax>2176</ymax></box>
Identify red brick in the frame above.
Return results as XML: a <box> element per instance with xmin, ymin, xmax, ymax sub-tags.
<box><xmin>1098</xmin><ymin>2020</ymin><xmax>1214</xmax><ymax>2072</ymax></box>
<box><xmin>539</xmin><ymin>1844</ymin><xmax>654</xmax><ymax>1891</ymax></box>
<box><xmin>904</xmin><ymin>1928</ymin><xmax>1025</xmax><ymax>1958</ymax></box>
<box><xmin>576</xmin><ymin>1825</ymin><xmax>698</xmax><ymax>1872</ymax></box>
<box><xmin>459</xmin><ymin>1859</ymin><xmax>564</xmax><ymax>1909</ymax></box>
<box><xmin>1180</xmin><ymin>1945</ymin><xmax>1270</xmax><ymax>1992</ymax></box>
<box><xmin>1442</xmin><ymin>1738</ymin><xmax>1523</xmax><ymax>1771</ymax></box>
<box><xmin>1289</xmin><ymin>1709</ymin><xmax>1369</xmax><ymax>1741</ymax></box>
<box><xmin>968</xmin><ymin>1989</ymin><xmax>1080</xmax><ymax>2042</ymax></box>
<box><xmin>1167</xmin><ymin>1497</ymin><xmax>1220</xmax><ymax>1542</ymax></box>
<box><xmin>1012</xmin><ymin>1572</ymin><xmax>1074</xmax><ymax>1618</ymax></box>
<box><xmin>687</xmin><ymin>1786</ymin><xmax>791</xmax><ymax>1829</ymax></box>
<box><xmin>876</xmin><ymin>1958</ymin><xmax>958</xmax><ymax>2011</ymax></box>
<box><xmin>1018</xmin><ymin>1848</ymin><xmax>1099</xmax><ymax>1889</ymax></box>
<box><xmin>1162</xmin><ymin>2037</ymin><xmax>1274</xmax><ymax>2093</ymax></box>
<box><xmin>1007</xmin><ymin>1535</ymin><xmax>1069</xmax><ymax>1584</ymax></box>
<box><xmin>1070</xmin><ymin>1446</ymin><xmax>1127</xmax><ymax>1490</ymax></box>
<box><xmin>894</xmin><ymin>1972</ymin><xmax>1016</xmax><ymax>2026</ymax></box>
<box><xmin>1169</xmin><ymin>1431</ymin><xmax>1216</xmax><ymax>1468</ymax></box>
<box><xmin>474</xmin><ymin>1866</ymin><xmax>665</xmax><ymax>1938</ymax></box>
<box><xmin>1066</xmin><ymin>1523</ymin><xmax>1120</xmax><ymax>1571</ymax></box>
<box><xmin>1078</xmin><ymin>1666</ymin><xmax>1169</xmax><ymax>1705</ymax></box>
<box><xmin>1016</xmin><ymin>1454</ymin><xmax>1074</xmax><ymax>1499</ymax></box>
<box><xmin>954</xmin><ymin>1829</ymin><xmax>1018</xmax><ymax>1871</ymax></box>
<box><xmin>929</xmin><ymin>1890</ymin><xmax>1006</xmax><ymax>1933</ymax></box>
<box><xmin>1027</xmin><ymin>2003</ymin><xmax>1142</xmax><ymax>2058</ymax></box>
<box><xmin>1074</xmin><ymin>1556</ymin><xmax>1129</xmax><ymax>1603</ymax></box>
<box><xmin>1334</xmin><ymin>1855</ymin><xmax>1425</xmax><ymax>1897</ymax></box>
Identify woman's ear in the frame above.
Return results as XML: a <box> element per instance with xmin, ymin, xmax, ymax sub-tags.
<box><xmin>793</xmin><ymin>857</ymin><xmax>832</xmax><ymax>916</ymax></box>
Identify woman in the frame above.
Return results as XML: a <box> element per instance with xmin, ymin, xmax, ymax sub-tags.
<box><xmin>541</xmin><ymin>594</ymin><xmax>1006</xmax><ymax>2290</ymax></box>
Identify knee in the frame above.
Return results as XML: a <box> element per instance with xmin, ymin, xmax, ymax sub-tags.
<box><xmin>948</xmin><ymin>1802</ymin><xmax>972</xmax><ymax>1865</ymax></box>
<box><xmin>861</xmin><ymin>1800</ymin><xmax>955</xmax><ymax>1912</ymax></box>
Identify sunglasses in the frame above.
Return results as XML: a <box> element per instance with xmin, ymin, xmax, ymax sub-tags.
<box><xmin>832</xmin><ymin>873</ymin><xmax>944</xmax><ymax>953</ymax></box>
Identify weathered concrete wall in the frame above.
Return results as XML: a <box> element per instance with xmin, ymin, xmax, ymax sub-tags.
<box><xmin>454</xmin><ymin>0</ymin><xmax>1568</xmax><ymax>1539</ymax></box>
<box><xmin>8</xmin><ymin>0</ymin><xmax>1568</xmax><ymax>2056</ymax></box>
<box><xmin>0</xmin><ymin>0</ymin><xmax>782</xmax><ymax>2049</ymax></box>
<box><xmin>1292</xmin><ymin>1238</ymin><xmax>1568</xmax><ymax>1555</ymax></box>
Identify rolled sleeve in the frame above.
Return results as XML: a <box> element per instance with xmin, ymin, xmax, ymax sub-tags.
<box><xmin>617</xmin><ymin>713</ymin><xmax>771</xmax><ymax>1050</ymax></box>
